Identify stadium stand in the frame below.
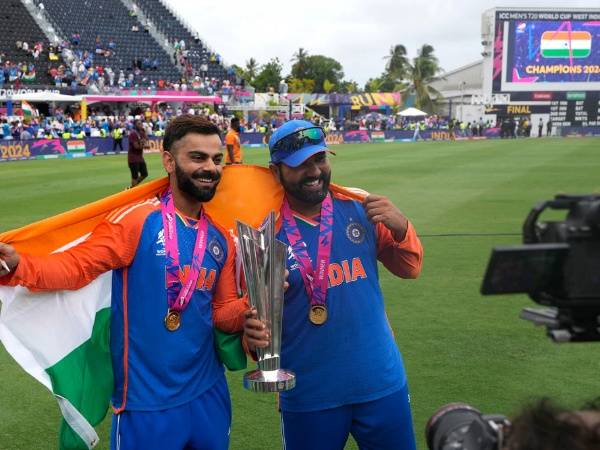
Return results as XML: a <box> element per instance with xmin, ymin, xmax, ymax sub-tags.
<box><xmin>129</xmin><ymin>0</ymin><xmax>234</xmax><ymax>82</ymax></box>
<box><xmin>0</xmin><ymin>1</ymin><xmax>55</xmax><ymax>86</ymax></box>
<box><xmin>0</xmin><ymin>0</ymin><xmax>242</xmax><ymax>91</ymax></box>
<box><xmin>35</xmin><ymin>0</ymin><xmax>180</xmax><ymax>85</ymax></box>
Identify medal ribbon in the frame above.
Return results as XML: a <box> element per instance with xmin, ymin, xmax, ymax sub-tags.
<box><xmin>281</xmin><ymin>193</ymin><xmax>333</xmax><ymax>306</ymax></box>
<box><xmin>160</xmin><ymin>188</ymin><xmax>208</xmax><ymax>313</ymax></box>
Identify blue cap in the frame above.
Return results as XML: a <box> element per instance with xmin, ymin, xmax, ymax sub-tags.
<box><xmin>269</xmin><ymin>119</ymin><xmax>328</xmax><ymax>167</ymax></box>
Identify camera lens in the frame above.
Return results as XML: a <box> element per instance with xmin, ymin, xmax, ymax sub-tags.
<box><xmin>426</xmin><ymin>403</ymin><xmax>499</xmax><ymax>450</ymax></box>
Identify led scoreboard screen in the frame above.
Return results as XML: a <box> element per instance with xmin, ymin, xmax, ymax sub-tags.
<box><xmin>492</xmin><ymin>10</ymin><xmax>600</xmax><ymax>126</ymax></box>
<box><xmin>549</xmin><ymin>93</ymin><xmax>600</xmax><ymax>127</ymax></box>
<box><xmin>509</xmin><ymin>22</ymin><xmax>599</xmax><ymax>84</ymax></box>
<box><xmin>493</xmin><ymin>10</ymin><xmax>600</xmax><ymax>91</ymax></box>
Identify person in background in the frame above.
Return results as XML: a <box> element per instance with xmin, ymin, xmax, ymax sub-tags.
<box><xmin>505</xmin><ymin>398</ymin><xmax>600</xmax><ymax>450</ymax></box>
<box><xmin>224</xmin><ymin>117</ymin><xmax>242</xmax><ymax>165</ymax></box>
<box><xmin>128</xmin><ymin>119</ymin><xmax>148</xmax><ymax>188</ymax></box>
<box><xmin>112</xmin><ymin>122</ymin><xmax>124</xmax><ymax>152</ymax></box>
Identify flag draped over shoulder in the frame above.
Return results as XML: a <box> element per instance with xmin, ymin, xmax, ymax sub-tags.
<box><xmin>0</xmin><ymin>165</ymin><xmax>362</xmax><ymax>449</ymax></box>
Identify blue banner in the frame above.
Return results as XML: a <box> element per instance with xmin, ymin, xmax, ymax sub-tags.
<box><xmin>0</xmin><ymin>127</ymin><xmax>593</xmax><ymax>162</ymax></box>
<box><xmin>0</xmin><ymin>137</ymin><xmax>164</xmax><ymax>162</ymax></box>
<box><xmin>560</xmin><ymin>126</ymin><xmax>600</xmax><ymax>137</ymax></box>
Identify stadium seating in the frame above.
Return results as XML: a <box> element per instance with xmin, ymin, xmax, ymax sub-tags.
<box><xmin>0</xmin><ymin>0</ymin><xmax>240</xmax><ymax>90</ymax></box>
<box><xmin>128</xmin><ymin>0</ymin><xmax>234</xmax><ymax>82</ymax></box>
<box><xmin>0</xmin><ymin>1</ymin><xmax>55</xmax><ymax>86</ymax></box>
<box><xmin>38</xmin><ymin>0</ymin><xmax>179</xmax><ymax>84</ymax></box>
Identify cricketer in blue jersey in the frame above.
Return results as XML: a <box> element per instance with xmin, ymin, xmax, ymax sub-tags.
<box><xmin>244</xmin><ymin>119</ymin><xmax>423</xmax><ymax>450</ymax></box>
<box><xmin>0</xmin><ymin>116</ymin><xmax>249</xmax><ymax>450</ymax></box>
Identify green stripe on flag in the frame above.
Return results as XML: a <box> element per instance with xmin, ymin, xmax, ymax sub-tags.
<box><xmin>45</xmin><ymin>307</ymin><xmax>113</xmax><ymax>450</ymax></box>
<box><xmin>541</xmin><ymin>48</ymin><xmax>591</xmax><ymax>58</ymax></box>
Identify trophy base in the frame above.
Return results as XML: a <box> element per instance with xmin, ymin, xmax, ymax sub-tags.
<box><xmin>243</xmin><ymin>368</ymin><xmax>296</xmax><ymax>392</ymax></box>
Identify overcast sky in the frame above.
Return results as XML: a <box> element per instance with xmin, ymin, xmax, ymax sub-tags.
<box><xmin>165</xmin><ymin>1</ymin><xmax>598</xmax><ymax>86</ymax></box>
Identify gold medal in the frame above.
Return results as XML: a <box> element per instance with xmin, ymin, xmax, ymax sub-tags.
<box><xmin>309</xmin><ymin>305</ymin><xmax>327</xmax><ymax>325</ymax></box>
<box><xmin>164</xmin><ymin>310</ymin><xmax>181</xmax><ymax>331</ymax></box>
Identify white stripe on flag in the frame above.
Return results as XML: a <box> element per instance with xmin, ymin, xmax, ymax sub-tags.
<box><xmin>0</xmin><ymin>272</ymin><xmax>111</xmax><ymax>375</ymax></box>
<box><xmin>541</xmin><ymin>39</ymin><xmax>590</xmax><ymax>50</ymax></box>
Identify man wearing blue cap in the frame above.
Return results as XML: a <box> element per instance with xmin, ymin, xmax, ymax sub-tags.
<box><xmin>244</xmin><ymin>119</ymin><xmax>423</xmax><ymax>450</ymax></box>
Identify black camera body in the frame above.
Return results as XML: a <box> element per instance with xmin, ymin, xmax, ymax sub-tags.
<box><xmin>426</xmin><ymin>195</ymin><xmax>600</xmax><ymax>450</ymax></box>
<box><xmin>426</xmin><ymin>403</ymin><xmax>509</xmax><ymax>450</ymax></box>
<box><xmin>482</xmin><ymin>194</ymin><xmax>600</xmax><ymax>342</ymax></box>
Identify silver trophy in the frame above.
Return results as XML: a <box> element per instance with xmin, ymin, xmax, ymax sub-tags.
<box><xmin>236</xmin><ymin>211</ymin><xmax>296</xmax><ymax>392</ymax></box>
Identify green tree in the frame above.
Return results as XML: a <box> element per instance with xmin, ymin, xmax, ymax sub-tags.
<box><xmin>301</xmin><ymin>55</ymin><xmax>344</xmax><ymax>93</ymax></box>
<box><xmin>230</xmin><ymin>64</ymin><xmax>245</xmax><ymax>80</ymax></box>
<box><xmin>323</xmin><ymin>79</ymin><xmax>335</xmax><ymax>93</ymax></box>
<box><xmin>381</xmin><ymin>43</ymin><xmax>443</xmax><ymax>112</ymax></box>
<box><xmin>244</xmin><ymin>57</ymin><xmax>259</xmax><ymax>83</ymax></box>
<box><xmin>338</xmin><ymin>80</ymin><xmax>359</xmax><ymax>93</ymax></box>
<box><xmin>291</xmin><ymin>47</ymin><xmax>310</xmax><ymax>80</ymax></box>
<box><xmin>406</xmin><ymin>44</ymin><xmax>443</xmax><ymax>112</ymax></box>
<box><xmin>364</xmin><ymin>73</ymin><xmax>399</xmax><ymax>93</ymax></box>
<box><xmin>384</xmin><ymin>44</ymin><xmax>410</xmax><ymax>80</ymax></box>
<box><xmin>287</xmin><ymin>78</ymin><xmax>315</xmax><ymax>93</ymax></box>
<box><xmin>252</xmin><ymin>58</ymin><xmax>283</xmax><ymax>92</ymax></box>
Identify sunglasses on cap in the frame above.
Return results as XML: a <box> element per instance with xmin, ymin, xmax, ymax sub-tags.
<box><xmin>271</xmin><ymin>127</ymin><xmax>325</xmax><ymax>154</ymax></box>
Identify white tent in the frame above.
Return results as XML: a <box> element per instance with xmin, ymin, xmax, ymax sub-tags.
<box><xmin>398</xmin><ymin>107</ymin><xmax>427</xmax><ymax>117</ymax></box>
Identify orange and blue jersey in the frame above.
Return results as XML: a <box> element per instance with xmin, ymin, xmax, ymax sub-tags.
<box><xmin>5</xmin><ymin>195</ymin><xmax>247</xmax><ymax>412</ymax></box>
<box><xmin>276</xmin><ymin>191</ymin><xmax>422</xmax><ymax>413</ymax></box>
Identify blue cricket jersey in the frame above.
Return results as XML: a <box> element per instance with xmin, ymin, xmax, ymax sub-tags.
<box><xmin>277</xmin><ymin>193</ymin><xmax>422</xmax><ymax>412</ymax></box>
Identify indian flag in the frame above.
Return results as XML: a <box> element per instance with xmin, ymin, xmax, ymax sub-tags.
<box><xmin>541</xmin><ymin>31</ymin><xmax>592</xmax><ymax>59</ymax></box>
<box><xmin>0</xmin><ymin>166</ymin><xmax>365</xmax><ymax>449</ymax></box>
<box><xmin>21</xmin><ymin>101</ymin><xmax>36</xmax><ymax>118</ymax></box>
<box><xmin>66</xmin><ymin>140</ymin><xmax>86</xmax><ymax>153</ymax></box>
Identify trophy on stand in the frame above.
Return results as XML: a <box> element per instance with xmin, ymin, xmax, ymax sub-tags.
<box><xmin>236</xmin><ymin>212</ymin><xmax>296</xmax><ymax>392</ymax></box>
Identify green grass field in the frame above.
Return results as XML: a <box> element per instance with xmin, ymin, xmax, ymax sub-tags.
<box><xmin>1</xmin><ymin>137</ymin><xmax>599</xmax><ymax>450</ymax></box>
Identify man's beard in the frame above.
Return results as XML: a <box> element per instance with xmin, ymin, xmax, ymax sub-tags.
<box><xmin>280</xmin><ymin>170</ymin><xmax>331</xmax><ymax>206</ymax></box>
<box><xmin>175</xmin><ymin>164</ymin><xmax>220</xmax><ymax>202</ymax></box>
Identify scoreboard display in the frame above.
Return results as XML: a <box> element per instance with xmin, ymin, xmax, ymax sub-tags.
<box><xmin>549</xmin><ymin>94</ymin><xmax>600</xmax><ymax>127</ymax></box>
<box><xmin>492</xmin><ymin>10</ymin><xmax>600</xmax><ymax>92</ymax></box>
<box><xmin>489</xmin><ymin>9</ymin><xmax>600</xmax><ymax>124</ymax></box>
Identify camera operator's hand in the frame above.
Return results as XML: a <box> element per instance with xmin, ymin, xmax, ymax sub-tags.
<box><xmin>0</xmin><ymin>242</ymin><xmax>20</xmax><ymax>276</ymax></box>
<box><xmin>363</xmin><ymin>194</ymin><xmax>409</xmax><ymax>241</ymax></box>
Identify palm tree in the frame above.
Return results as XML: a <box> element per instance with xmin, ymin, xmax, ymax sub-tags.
<box><xmin>291</xmin><ymin>47</ymin><xmax>309</xmax><ymax>80</ymax></box>
<box><xmin>244</xmin><ymin>58</ymin><xmax>259</xmax><ymax>82</ymax></box>
<box><xmin>291</xmin><ymin>47</ymin><xmax>308</xmax><ymax>64</ymax></box>
<box><xmin>384</xmin><ymin>44</ymin><xmax>409</xmax><ymax>81</ymax></box>
<box><xmin>364</xmin><ymin>77</ymin><xmax>385</xmax><ymax>93</ymax></box>
<box><xmin>407</xmin><ymin>44</ymin><xmax>444</xmax><ymax>112</ymax></box>
<box><xmin>384</xmin><ymin>44</ymin><xmax>443</xmax><ymax>112</ymax></box>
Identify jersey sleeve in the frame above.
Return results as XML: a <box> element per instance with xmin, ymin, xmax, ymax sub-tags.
<box><xmin>375</xmin><ymin>221</ymin><xmax>423</xmax><ymax>279</ymax></box>
<box><xmin>2</xmin><ymin>202</ymin><xmax>154</xmax><ymax>290</ymax></box>
<box><xmin>224</xmin><ymin>132</ymin><xmax>234</xmax><ymax>146</ymax></box>
<box><xmin>212</xmin><ymin>230</ymin><xmax>249</xmax><ymax>333</ymax></box>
